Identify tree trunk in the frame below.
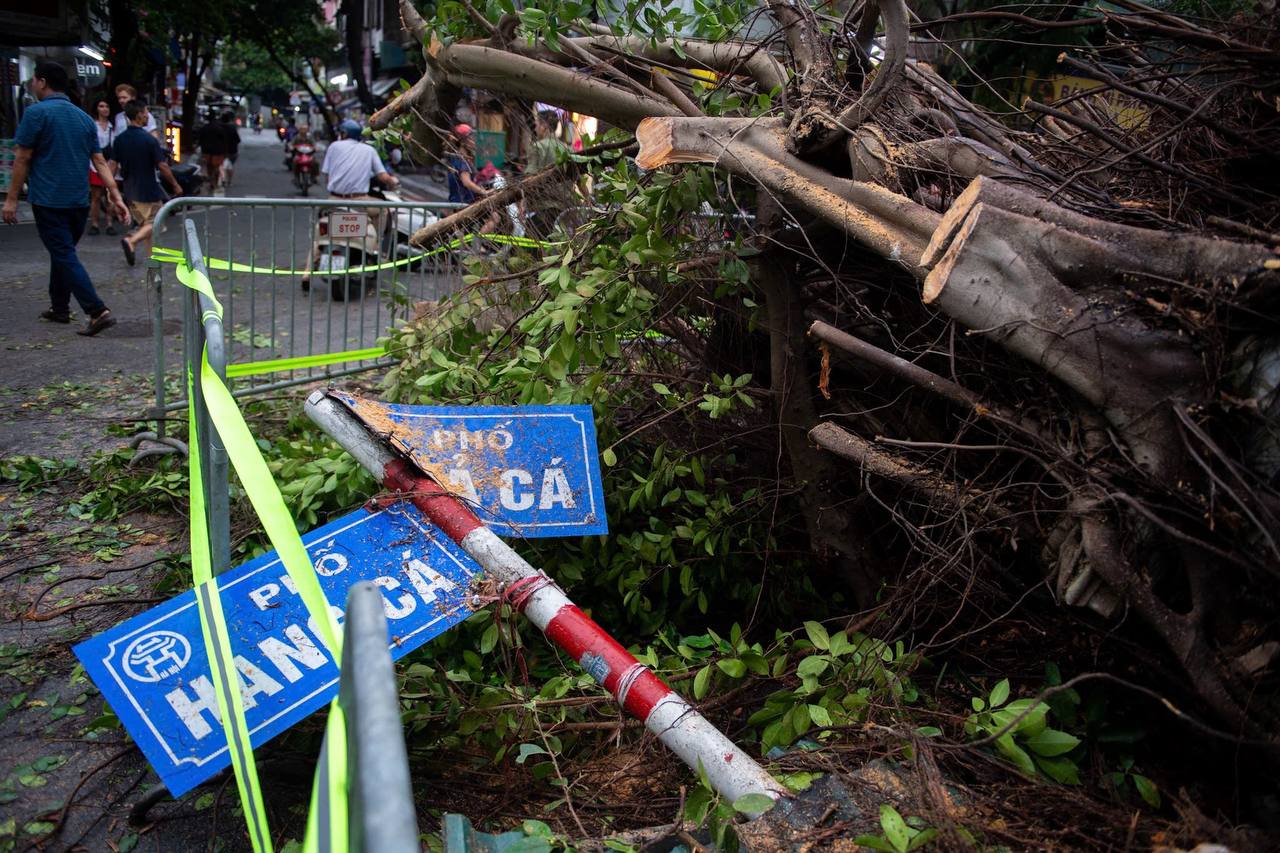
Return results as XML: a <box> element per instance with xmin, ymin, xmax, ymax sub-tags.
<box><xmin>180</xmin><ymin>33</ymin><xmax>204</xmax><ymax>154</ymax></box>
<box><xmin>343</xmin><ymin>0</ymin><xmax>376</xmax><ymax>114</ymax></box>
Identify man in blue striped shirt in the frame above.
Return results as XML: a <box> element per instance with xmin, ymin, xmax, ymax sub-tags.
<box><xmin>2</xmin><ymin>61</ymin><xmax>130</xmax><ymax>336</ymax></box>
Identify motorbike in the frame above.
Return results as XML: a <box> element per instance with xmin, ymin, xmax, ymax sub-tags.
<box><xmin>292</xmin><ymin>142</ymin><xmax>319</xmax><ymax>195</ymax></box>
<box><xmin>308</xmin><ymin>185</ymin><xmax>440</xmax><ymax>302</ymax></box>
<box><xmin>170</xmin><ymin>160</ymin><xmax>204</xmax><ymax>197</ymax></box>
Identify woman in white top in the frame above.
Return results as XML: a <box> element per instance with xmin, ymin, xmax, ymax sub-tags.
<box><xmin>87</xmin><ymin>97</ymin><xmax>120</xmax><ymax>236</ymax></box>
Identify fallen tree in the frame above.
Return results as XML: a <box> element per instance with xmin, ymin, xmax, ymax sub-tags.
<box><xmin>383</xmin><ymin>0</ymin><xmax>1280</xmax><ymax>786</ymax></box>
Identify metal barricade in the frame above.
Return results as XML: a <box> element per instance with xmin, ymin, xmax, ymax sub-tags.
<box><xmin>182</xmin><ymin>218</ymin><xmax>420</xmax><ymax>850</ymax></box>
<box><xmin>182</xmin><ymin>217</ymin><xmax>232</xmax><ymax>574</ymax></box>
<box><xmin>331</xmin><ymin>581</ymin><xmax>421</xmax><ymax>852</ymax></box>
<box><xmin>148</xmin><ymin>196</ymin><xmax>462</xmax><ymax>430</ymax></box>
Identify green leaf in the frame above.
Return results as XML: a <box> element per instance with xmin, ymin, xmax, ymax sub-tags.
<box><xmin>652</xmin><ymin>383</ymin><xmax>671</xmax><ymax>396</ymax></box>
<box><xmin>732</xmin><ymin>793</ymin><xmax>776</xmax><ymax>815</ymax></box>
<box><xmin>879</xmin><ymin>804</ymin><xmax>911</xmax><ymax>853</ymax></box>
<box><xmin>988</xmin><ymin>678</ymin><xmax>1010</xmax><ymax>708</ymax></box>
<box><xmin>778</xmin><ymin>771</ymin><xmax>822</xmax><ymax>792</ymax></box>
<box><xmin>852</xmin><ymin>836</ymin><xmax>899</xmax><ymax>853</ymax></box>
<box><xmin>1024</xmin><ymin>728</ymin><xmax>1080</xmax><ymax>757</ymax></box>
<box><xmin>515</xmin><ymin>743</ymin><xmax>548</xmax><ymax>765</ymax></box>
<box><xmin>907</xmin><ymin>828</ymin><xmax>938</xmax><ymax>850</ymax></box>
<box><xmin>1033</xmin><ymin>755</ymin><xmax>1080</xmax><ymax>785</ymax></box>
<box><xmin>803</xmin><ymin>621</ymin><xmax>830</xmax><ymax>650</ymax></box>
<box><xmin>1132</xmin><ymin>773</ymin><xmax>1161</xmax><ymax>808</ymax></box>
<box><xmin>479</xmin><ymin>623</ymin><xmax>499</xmax><ymax>654</ymax></box>
<box><xmin>914</xmin><ymin>726</ymin><xmax>943</xmax><ymax>738</ymax></box>
<box><xmin>717</xmin><ymin>658</ymin><xmax>747</xmax><ymax>679</ymax></box>
<box><xmin>693</xmin><ymin>665</ymin><xmax>712</xmax><ymax>700</ymax></box>
<box><xmin>796</xmin><ymin>655</ymin><xmax>830</xmax><ymax>678</ymax></box>
<box><xmin>602</xmin><ymin>448</ymin><xmax>617</xmax><ymax>467</ymax></box>
<box><xmin>807</xmin><ymin>704</ymin><xmax>832</xmax><ymax>728</ymax></box>
<box><xmin>995</xmin><ymin>734</ymin><xmax>1036</xmax><ymax>776</ymax></box>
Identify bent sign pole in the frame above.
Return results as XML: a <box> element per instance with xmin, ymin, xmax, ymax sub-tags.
<box><xmin>305</xmin><ymin>391</ymin><xmax>787</xmax><ymax>809</ymax></box>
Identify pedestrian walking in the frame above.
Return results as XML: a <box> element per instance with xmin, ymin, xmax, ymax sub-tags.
<box><xmin>197</xmin><ymin>115</ymin><xmax>230</xmax><ymax>194</ymax></box>
<box><xmin>113</xmin><ymin>100</ymin><xmax>182</xmax><ymax>267</ymax></box>
<box><xmin>3</xmin><ymin>62</ymin><xmax>130</xmax><ymax>335</ymax></box>
<box><xmin>86</xmin><ymin>97</ymin><xmax>121</xmax><ymax>236</ymax></box>
<box><xmin>219</xmin><ymin>111</ymin><xmax>241</xmax><ymax>188</ymax></box>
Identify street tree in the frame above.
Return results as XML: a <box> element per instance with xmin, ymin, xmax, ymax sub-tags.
<box><xmin>377</xmin><ymin>0</ymin><xmax>1280</xmax><ymax>762</ymax></box>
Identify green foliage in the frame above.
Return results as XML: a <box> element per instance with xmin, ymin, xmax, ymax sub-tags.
<box><xmin>382</xmin><ymin>159</ymin><xmax>821</xmax><ymax>636</ymax></box>
<box><xmin>430</xmin><ymin>0</ymin><xmax>756</xmax><ymax>45</ymax></box>
<box><xmin>218</xmin><ymin>42</ymin><xmax>292</xmax><ymax>98</ymax></box>
<box><xmin>853</xmin><ymin>804</ymin><xmax>938</xmax><ymax>853</ymax></box>
<box><xmin>746</xmin><ymin>629</ymin><xmax>919</xmax><ymax>754</ymax></box>
<box><xmin>964</xmin><ymin>678</ymin><xmax>1081</xmax><ymax>783</ymax></box>
<box><xmin>1106</xmin><ymin>757</ymin><xmax>1162</xmax><ymax>809</ymax></box>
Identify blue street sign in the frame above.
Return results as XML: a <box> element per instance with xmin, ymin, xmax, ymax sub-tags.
<box><xmin>336</xmin><ymin>395</ymin><xmax>609</xmax><ymax>538</ymax></box>
<box><xmin>73</xmin><ymin>502</ymin><xmax>479</xmax><ymax>798</ymax></box>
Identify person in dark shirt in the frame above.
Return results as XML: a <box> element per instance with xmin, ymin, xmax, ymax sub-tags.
<box><xmin>197</xmin><ymin>117</ymin><xmax>229</xmax><ymax>193</ymax></box>
<box><xmin>447</xmin><ymin>124</ymin><xmax>488</xmax><ymax>204</ymax></box>
<box><xmin>219</xmin><ymin>111</ymin><xmax>241</xmax><ymax>188</ymax></box>
<box><xmin>3</xmin><ymin>61</ymin><xmax>129</xmax><ymax>336</ymax></box>
<box><xmin>113</xmin><ymin>101</ymin><xmax>181</xmax><ymax>266</ymax></box>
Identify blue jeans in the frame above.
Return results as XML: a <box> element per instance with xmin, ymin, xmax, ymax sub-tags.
<box><xmin>32</xmin><ymin>205</ymin><xmax>106</xmax><ymax>316</ymax></box>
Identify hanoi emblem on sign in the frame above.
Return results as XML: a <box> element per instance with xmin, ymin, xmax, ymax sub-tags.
<box><xmin>122</xmin><ymin>631</ymin><xmax>192</xmax><ymax>683</ymax></box>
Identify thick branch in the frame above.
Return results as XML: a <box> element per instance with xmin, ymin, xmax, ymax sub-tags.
<box><xmin>836</xmin><ymin>0</ymin><xmax>908</xmax><ymax>130</ymax></box>
<box><xmin>765</xmin><ymin>0</ymin><xmax>834</xmax><ymax>91</ymax></box>
<box><xmin>636</xmin><ymin>116</ymin><xmax>938</xmax><ymax>265</ymax></box>
<box><xmin>399</xmin><ymin>0</ymin><xmax>428</xmax><ymax>43</ymax></box>
<box><xmin>436</xmin><ymin>43</ymin><xmax>681</xmax><ymax>129</ymax></box>
<box><xmin>369</xmin><ymin>69</ymin><xmax>434</xmax><ymax>130</ymax></box>
<box><xmin>579</xmin><ymin>35</ymin><xmax>787</xmax><ymax>94</ymax></box>
<box><xmin>922</xmin><ymin>176</ymin><xmax>1277</xmax><ymax>283</ymax></box>
<box><xmin>809</xmin><ymin>422</ymin><xmax>1010</xmax><ymax>524</ymax></box>
<box><xmin>409</xmin><ymin>167</ymin><xmax>565</xmax><ymax>248</ymax></box>
<box><xmin>924</xmin><ymin>201</ymin><xmax>1200</xmax><ymax>478</ymax></box>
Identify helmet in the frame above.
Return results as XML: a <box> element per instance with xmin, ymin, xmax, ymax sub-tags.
<box><xmin>339</xmin><ymin>119</ymin><xmax>363</xmax><ymax>139</ymax></box>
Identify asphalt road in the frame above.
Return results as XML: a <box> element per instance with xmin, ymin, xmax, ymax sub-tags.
<box><xmin>0</xmin><ymin>132</ymin><xmax>460</xmax><ymax>458</ymax></box>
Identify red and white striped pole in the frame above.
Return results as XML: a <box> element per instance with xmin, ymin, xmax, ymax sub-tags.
<box><xmin>305</xmin><ymin>391</ymin><xmax>785</xmax><ymax>810</ymax></box>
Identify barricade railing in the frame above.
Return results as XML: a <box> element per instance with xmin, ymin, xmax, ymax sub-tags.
<box><xmin>328</xmin><ymin>581</ymin><xmax>420</xmax><ymax>852</ymax></box>
<box><xmin>148</xmin><ymin>196</ymin><xmax>464</xmax><ymax>433</ymax></box>
<box><xmin>178</xmin><ymin>214</ymin><xmax>420</xmax><ymax>851</ymax></box>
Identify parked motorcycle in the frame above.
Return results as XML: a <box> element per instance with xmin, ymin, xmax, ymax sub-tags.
<box><xmin>308</xmin><ymin>186</ymin><xmax>440</xmax><ymax>302</ymax></box>
<box><xmin>292</xmin><ymin>142</ymin><xmax>319</xmax><ymax>196</ymax></box>
<box><xmin>170</xmin><ymin>161</ymin><xmax>204</xmax><ymax>197</ymax></box>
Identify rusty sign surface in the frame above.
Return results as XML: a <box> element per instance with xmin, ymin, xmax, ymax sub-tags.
<box><xmin>335</xmin><ymin>393</ymin><xmax>609</xmax><ymax>538</ymax></box>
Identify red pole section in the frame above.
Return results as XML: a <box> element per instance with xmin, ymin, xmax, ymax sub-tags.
<box><xmin>306</xmin><ymin>392</ymin><xmax>786</xmax><ymax>810</ymax></box>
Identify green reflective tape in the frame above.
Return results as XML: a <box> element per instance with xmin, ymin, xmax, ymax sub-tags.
<box><xmin>186</xmin><ymin>362</ymin><xmax>272</xmax><ymax>853</ymax></box>
<box><xmin>178</xmin><ymin>260</ymin><xmax>348</xmax><ymax>853</ymax></box>
<box><xmin>225</xmin><ymin>347</ymin><xmax>389</xmax><ymax>379</ymax></box>
<box><xmin>303</xmin><ymin>701</ymin><xmax>349</xmax><ymax>853</ymax></box>
<box><xmin>153</xmin><ymin>231</ymin><xmax>558</xmax><ymax>277</ymax></box>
